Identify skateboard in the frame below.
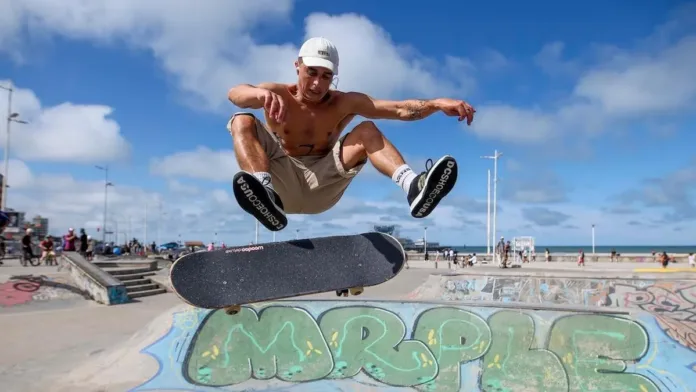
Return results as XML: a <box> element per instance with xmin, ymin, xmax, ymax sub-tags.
<box><xmin>169</xmin><ymin>232</ymin><xmax>405</xmax><ymax>315</ymax></box>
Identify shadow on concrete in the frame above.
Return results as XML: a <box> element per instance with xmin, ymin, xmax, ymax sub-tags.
<box><xmin>9</xmin><ymin>274</ymin><xmax>92</xmax><ymax>300</ymax></box>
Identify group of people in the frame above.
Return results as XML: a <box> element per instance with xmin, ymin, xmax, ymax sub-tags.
<box><xmin>19</xmin><ymin>227</ymin><xmax>93</xmax><ymax>264</ymax></box>
<box><xmin>0</xmin><ymin>210</ymin><xmax>94</xmax><ymax>265</ymax></box>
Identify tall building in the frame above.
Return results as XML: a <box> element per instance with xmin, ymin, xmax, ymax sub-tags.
<box><xmin>32</xmin><ymin>215</ymin><xmax>49</xmax><ymax>238</ymax></box>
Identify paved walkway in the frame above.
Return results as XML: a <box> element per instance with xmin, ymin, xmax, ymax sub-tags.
<box><xmin>406</xmin><ymin>259</ymin><xmax>696</xmax><ymax>276</ymax></box>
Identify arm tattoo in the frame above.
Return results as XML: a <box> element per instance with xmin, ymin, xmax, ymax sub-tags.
<box><xmin>405</xmin><ymin>100</ymin><xmax>428</xmax><ymax>120</ymax></box>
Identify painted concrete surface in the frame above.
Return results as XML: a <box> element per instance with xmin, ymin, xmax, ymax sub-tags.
<box><xmin>0</xmin><ymin>274</ymin><xmax>89</xmax><ymax>308</ymax></box>
<box><xmin>410</xmin><ymin>275</ymin><xmax>696</xmax><ymax>355</ymax></box>
<box><xmin>61</xmin><ymin>297</ymin><xmax>693</xmax><ymax>392</ymax></box>
<box><xmin>41</xmin><ymin>272</ymin><xmax>696</xmax><ymax>391</ymax></box>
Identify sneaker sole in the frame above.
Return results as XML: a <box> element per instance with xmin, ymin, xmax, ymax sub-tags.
<box><xmin>410</xmin><ymin>155</ymin><xmax>458</xmax><ymax>218</ymax></box>
<box><xmin>232</xmin><ymin>171</ymin><xmax>287</xmax><ymax>231</ymax></box>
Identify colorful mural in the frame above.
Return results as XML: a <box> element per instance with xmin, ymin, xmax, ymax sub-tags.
<box><xmin>0</xmin><ymin>274</ymin><xmax>89</xmax><ymax>307</ymax></box>
<box><xmin>132</xmin><ymin>299</ymin><xmax>696</xmax><ymax>392</ymax></box>
<box><xmin>426</xmin><ymin>277</ymin><xmax>696</xmax><ymax>355</ymax></box>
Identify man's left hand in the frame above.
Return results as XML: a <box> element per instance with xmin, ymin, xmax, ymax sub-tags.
<box><xmin>436</xmin><ymin>98</ymin><xmax>476</xmax><ymax>125</ymax></box>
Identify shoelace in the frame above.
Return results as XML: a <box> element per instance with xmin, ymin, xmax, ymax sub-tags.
<box><xmin>259</xmin><ymin>176</ymin><xmax>276</xmax><ymax>203</ymax></box>
<box><xmin>417</xmin><ymin>158</ymin><xmax>434</xmax><ymax>190</ymax></box>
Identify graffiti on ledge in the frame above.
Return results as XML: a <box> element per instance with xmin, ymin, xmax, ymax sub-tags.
<box><xmin>432</xmin><ymin>277</ymin><xmax>696</xmax><ymax>354</ymax></box>
<box><xmin>134</xmin><ymin>300</ymin><xmax>696</xmax><ymax>392</ymax></box>
<box><xmin>0</xmin><ymin>275</ymin><xmax>90</xmax><ymax>307</ymax></box>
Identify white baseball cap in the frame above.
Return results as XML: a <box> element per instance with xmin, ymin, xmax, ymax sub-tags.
<box><xmin>298</xmin><ymin>37</ymin><xmax>339</xmax><ymax>75</ymax></box>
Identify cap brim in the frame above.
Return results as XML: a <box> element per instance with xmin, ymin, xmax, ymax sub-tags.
<box><xmin>301</xmin><ymin>57</ymin><xmax>337</xmax><ymax>74</ymax></box>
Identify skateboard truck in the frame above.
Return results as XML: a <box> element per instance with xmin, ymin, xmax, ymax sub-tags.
<box><xmin>336</xmin><ymin>286</ymin><xmax>364</xmax><ymax>297</ymax></box>
<box><xmin>225</xmin><ymin>305</ymin><xmax>242</xmax><ymax>315</ymax></box>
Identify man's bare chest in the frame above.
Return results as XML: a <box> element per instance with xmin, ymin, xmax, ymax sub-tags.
<box><xmin>268</xmin><ymin>106</ymin><xmax>344</xmax><ymax>139</ymax></box>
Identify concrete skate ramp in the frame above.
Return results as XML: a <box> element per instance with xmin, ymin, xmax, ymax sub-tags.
<box><xmin>407</xmin><ymin>272</ymin><xmax>696</xmax><ymax>309</ymax></box>
<box><xmin>55</xmin><ymin>296</ymin><xmax>696</xmax><ymax>392</ymax></box>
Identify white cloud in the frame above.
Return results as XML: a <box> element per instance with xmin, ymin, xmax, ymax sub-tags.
<box><xmin>167</xmin><ymin>179</ymin><xmax>200</xmax><ymax>196</ymax></box>
<box><xmin>302</xmin><ymin>13</ymin><xmax>476</xmax><ymax>97</ymax></box>
<box><xmin>533</xmin><ymin>41</ymin><xmax>580</xmax><ymax>77</ymax></box>
<box><xmin>3</xmin><ymin>157</ymin><xmax>694</xmax><ymax>246</ymax></box>
<box><xmin>470</xmin><ymin>10</ymin><xmax>696</xmax><ymax>145</ymax></box>
<box><xmin>0</xmin><ymin>1</ymin><xmax>477</xmax><ymax>115</ymax></box>
<box><xmin>0</xmin><ymin>158</ymin><xmax>34</xmax><ymax>189</ymax></box>
<box><xmin>150</xmin><ymin>146</ymin><xmax>239</xmax><ymax>182</ymax></box>
<box><xmin>573</xmin><ymin>36</ymin><xmax>696</xmax><ymax>116</ymax></box>
<box><xmin>0</xmin><ymin>80</ymin><xmax>131</xmax><ymax>163</ymax></box>
<box><xmin>3</xmin><ymin>158</ymin><xmax>251</xmax><ymax>243</ymax></box>
<box><xmin>469</xmin><ymin>104</ymin><xmax>558</xmax><ymax>144</ymax></box>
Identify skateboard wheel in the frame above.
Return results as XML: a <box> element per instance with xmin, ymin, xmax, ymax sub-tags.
<box><xmin>349</xmin><ymin>287</ymin><xmax>364</xmax><ymax>296</ymax></box>
<box><xmin>225</xmin><ymin>305</ymin><xmax>242</xmax><ymax>315</ymax></box>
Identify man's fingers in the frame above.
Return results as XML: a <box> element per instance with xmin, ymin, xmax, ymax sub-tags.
<box><xmin>264</xmin><ymin>93</ymin><xmax>273</xmax><ymax>112</ymax></box>
<box><xmin>458</xmin><ymin>104</ymin><xmax>467</xmax><ymax>122</ymax></box>
<box><xmin>277</xmin><ymin>97</ymin><xmax>286</xmax><ymax>122</ymax></box>
<box><xmin>269</xmin><ymin>96</ymin><xmax>279</xmax><ymax>118</ymax></box>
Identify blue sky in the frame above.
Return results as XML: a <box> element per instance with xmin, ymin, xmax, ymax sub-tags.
<box><xmin>0</xmin><ymin>0</ymin><xmax>694</xmax><ymax>247</ymax></box>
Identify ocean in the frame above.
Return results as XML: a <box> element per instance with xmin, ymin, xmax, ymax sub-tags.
<box><xmin>447</xmin><ymin>245</ymin><xmax>696</xmax><ymax>254</ymax></box>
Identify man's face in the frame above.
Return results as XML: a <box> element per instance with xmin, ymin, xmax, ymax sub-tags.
<box><xmin>296</xmin><ymin>62</ymin><xmax>334</xmax><ymax>102</ymax></box>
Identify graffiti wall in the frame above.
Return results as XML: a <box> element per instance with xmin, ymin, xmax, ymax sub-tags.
<box><xmin>133</xmin><ymin>300</ymin><xmax>696</xmax><ymax>392</ymax></box>
<box><xmin>427</xmin><ymin>277</ymin><xmax>696</xmax><ymax>355</ymax></box>
<box><xmin>0</xmin><ymin>275</ymin><xmax>89</xmax><ymax>307</ymax></box>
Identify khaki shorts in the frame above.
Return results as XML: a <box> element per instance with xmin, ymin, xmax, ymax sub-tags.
<box><xmin>227</xmin><ymin>112</ymin><xmax>366</xmax><ymax>214</ymax></box>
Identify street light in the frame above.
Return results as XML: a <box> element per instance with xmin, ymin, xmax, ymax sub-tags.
<box><xmin>591</xmin><ymin>224</ymin><xmax>596</xmax><ymax>254</ymax></box>
<box><xmin>481</xmin><ymin>150</ymin><xmax>503</xmax><ymax>262</ymax></box>
<box><xmin>95</xmin><ymin>165</ymin><xmax>112</xmax><ymax>243</ymax></box>
<box><xmin>1</xmin><ymin>82</ymin><xmax>29</xmax><ymax>211</ymax></box>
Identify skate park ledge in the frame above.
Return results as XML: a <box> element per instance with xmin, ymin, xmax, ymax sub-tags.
<box><xmin>60</xmin><ymin>252</ymin><xmax>129</xmax><ymax>305</ymax></box>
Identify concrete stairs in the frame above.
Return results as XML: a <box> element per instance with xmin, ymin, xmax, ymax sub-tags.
<box><xmin>95</xmin><ymin>260</ymin><xmax>168</xmax><ymax>299</ymax></box>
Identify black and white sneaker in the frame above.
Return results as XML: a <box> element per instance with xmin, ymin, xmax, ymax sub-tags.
<box><xmin>407</xmin><ymin>155</ymin><xmax>458</xmax><ymax>218</ymax></box>
<box><xmin>232</xmin><ymin>171</ymin><xmax>287</xmax><ymax>231</ymax></box>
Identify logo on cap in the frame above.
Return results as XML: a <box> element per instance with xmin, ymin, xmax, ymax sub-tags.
<box><xmin>317</xmin><ymin>50</ymin><xmax>329</xmax><ymax>57</ymax></box>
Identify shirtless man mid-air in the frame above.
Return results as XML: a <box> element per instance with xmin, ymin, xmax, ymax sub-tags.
<box><xmin>227</xmin><ymin>37</ymin><xmax>476</xmax><ymax>232</ymax></box>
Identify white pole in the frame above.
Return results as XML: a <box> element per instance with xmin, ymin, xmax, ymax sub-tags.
<box><xmin>156</xmin><ymin>200</ymin><xmax>162</xmax><ymax>246</ymax></box>
<box><xmin>481</xmin><ymin>150</ymin><xmax>502</xmax><ymax>259</ymax></box>
<box><xmin>104</xmin><ymin>167</ymin><xmax>109</xmax><ymax>243</ymax></box>
<box><xmin>272</xmin><ymin>231</ymin><xmax>276</xmax><ymax>242</ymax></box>
<box><xmin>128</xmin><ymin>216</ymin><xmax>132</xmax><ymax>242</ymax></box>
<box><xmin>1</xmin><ymin>83</ymin><xmax>12</xmax><ymax>211</ymax></box>
<box><xmin>592</xmin><ymin>224</ymin><xmax>595</xmax><ymax>254</ymax></box>
<box><xmin>95</xmin><ymin>165</ymin><xmax>110</xmax><ymax>244</ymax></box>
<box><xmin>492</xmin><ymin>150</ymin><xmax>499</xmax><ymax>253</ymax></box>
<box><xmin>486</xmin><ymin>169</ymin><xmax>491</xmax><ymax>255</ymax></box>
<box><xmin>255</xmin><ymin>220</ymin><xmax>259</xmax><ymax>244</ymax></box>
<box><xmin>424</xmin><ymin>226</ymin><xmax>428</xmax><ymax>257</ymax></box>
<box><xmin>144</xmin><ymin>203</ymin><xmax>148</xmax><ymax>245</ymax></box>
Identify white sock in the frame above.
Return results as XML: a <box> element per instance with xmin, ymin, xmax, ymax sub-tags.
<box><xmin>392</xmin><ymin>164</ymin><xmax>416</xmax><ymax>194</ymax></box>
<box><xmin>252</xmin><ymin>172</ymin><xmax>273</xmax><ymax>190</ymax></box>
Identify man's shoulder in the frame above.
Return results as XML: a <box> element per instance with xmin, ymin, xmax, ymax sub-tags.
<box><xmin>331</xmin><ymin>90</ymin><xmax>370</xmax><ymax>109</ymax></box>
<box><xmin>334</xmin><ymin>90</ymin><xmax>367</xmax><ymax>101</ymax></box>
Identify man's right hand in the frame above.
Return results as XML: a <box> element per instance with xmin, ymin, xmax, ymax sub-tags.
<box><xmin>257</xmin><ymin>88</ymin><xmax>286</xmax><ymax>123</ymax></box>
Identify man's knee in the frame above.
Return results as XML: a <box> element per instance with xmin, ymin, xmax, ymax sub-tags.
<box><xmin>227</xmin><ymin>113</ymin><xmax>257</xmax><ymax>136</ymax></box>
<box><xmin>352</xmin><ymin>121</ymin><xmax>383</xmax><ymax>142</ymax></box>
